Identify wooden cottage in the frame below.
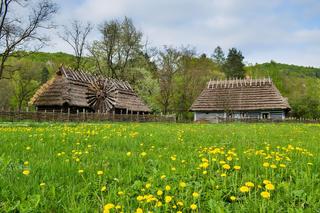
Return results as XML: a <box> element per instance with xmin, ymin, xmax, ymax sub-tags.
<box><xmin>29</xmin><ymin>66</ymin><xmax>151</xmax><ymax>114</ymax></box>
<box><xmin>190</xmin><ymin>78</ymin><xmax>291</xmax><ymax>122</ymax></box>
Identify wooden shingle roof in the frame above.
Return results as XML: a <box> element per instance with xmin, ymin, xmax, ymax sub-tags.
<box><xmin>190</xmin><ymin>78</ymin><xmax>290</xmax><ymax>112</ymax></box>
<box><xmin>30</xmin><ymin>66</ymin><xmax>151</xmax><ymax>112</ymax></box>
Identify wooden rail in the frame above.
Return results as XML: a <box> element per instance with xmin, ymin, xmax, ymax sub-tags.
<box><xmin>0</xmin><ymin>110</ymin><xmax>176</xmax><ymax>123</ymax></box>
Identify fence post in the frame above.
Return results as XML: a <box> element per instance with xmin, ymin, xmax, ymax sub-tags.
<box><xmin>112</xmin><ymin>110</ymin><xmax>115</xmax><ymax>121</ymax></box>
<box><xmin>77</xmin><ymin>109</ymin><xmax>79</xmax><ymax>122</ymax></box>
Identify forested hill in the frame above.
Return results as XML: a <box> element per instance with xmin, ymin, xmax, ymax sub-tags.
<box><xmin>0</xmin><ymin>52</ymin><xmax>319</xmax><ymax>119</ymax></box>
<box><xmin>246</xmin><ymin>62</ymin><xmax>320</xmax><ymax>118</ymax></box>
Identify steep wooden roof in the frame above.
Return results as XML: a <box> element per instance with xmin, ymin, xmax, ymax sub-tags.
<box><xmin>30</xmin><ymin>66</ymin><xmax>151</xmax><ymax>112</ymax></box>
<box><xmin>190</xmin><ymin>78</ymin><xmax>290</xmax><ymax>112</ymax></box>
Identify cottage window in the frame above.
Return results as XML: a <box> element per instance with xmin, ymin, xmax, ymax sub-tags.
<box><xmin>262</xmin><ymin>112</ymin><xmax>270</xmax><ymax>119</ymax></box>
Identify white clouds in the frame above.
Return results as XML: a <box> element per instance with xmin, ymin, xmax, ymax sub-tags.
<box><xmin>42</xmin><ymin>0</ymin><xmax>320</xmax><ymax>67</ymax></box>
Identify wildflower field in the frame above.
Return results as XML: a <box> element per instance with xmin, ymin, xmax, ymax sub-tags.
<box><xmin>0</xmin><ymin>122</ymin><xmax>319</xmax><ymax>212</ymax></box>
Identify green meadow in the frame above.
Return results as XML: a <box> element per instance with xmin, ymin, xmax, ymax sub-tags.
<box><xmin>0</xmin><ymin>122</ymin><xmax>319</xmax><ymax>212</ymax></box>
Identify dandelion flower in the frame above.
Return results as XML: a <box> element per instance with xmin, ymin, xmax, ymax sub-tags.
<box><xmin>101</xmin><ymin>186</ymin><xmax>107</xmax><ymax>192</ymax></box>
<box><xmin>97</xmin><ymin>170</ymin><xmax>104</xmax><ymax>176</ymax></box>
<box><xmin>260</xmin><ymin>191</ymin><xmax>270</xmax><ymax>199</ymax></box>
<box><xmin>24</xmin><ymin>161</ymin><xmax>29</xmax><ymax>166</ymax></box>
<box><xmin>179</xmin><ymin>181</ymin><xmax>187</xmax><ymax>188</ymax></box>
<box><xmin>279</xmin><ymin>164</ymin><xmax>286</xmax><ymax>168</ymax></box>
<box><xmin>165</xmin><ymin>196</ymin><xmax>172</xmax><ymax>203</ymax></box>
<box><xmin>230</xmin><ymin>196</ymin><xmax>236</xmax><ymax>201</ymax></box>
<box><xmin>160</xmin><ymin>175</ymin><xmax>166</xmax><ymax>180</ymax></box>
<box><xmin>190</xmin><ymin>203</ymin><xmax>197</xmax><ymax>210</ymax></box>
<box><xmin>245</xmin><ymin>182</ymin><xmax>255</xmax><ymax>188</ymax></box>
<box><xmin>22</xmin><ymin>170</ymin><xmax>30</xmax><ymax>176</ymax></box>
<box><xmin>118</xmin><ymin>191</ymin><xmax>124</xmax><ymax>196</ymax></box>
<box><xmin>165</xmin><ymin>185</ymin><xmax>171</xmax><ymax>191</ymax></box>
<box><xmin>265</xmin><ymin>183</ymin><xmax>275</xmax><ymax>191</ymax></box>
<box><xmin>222</xmin><ymin>164</ymin><xmax>231</xmax><ymax>170</ymax></box>
<box><xmin>78</xmin><ymin>169</ymin><xmax>84</xmax><ymax>174</ymax></box>
<box><xmin>263</xmin><ymin>162</ymin><xmax>270</xmax><ymax>167</ymax></box>
<box><xmin>156</xmin><ymin>201</ymin><xmax>162</xmax><ymax>207</ymax></box>
<box><xmin>177</xmin><ymin>201</ymin><xmax>183</xmax><ymax>206</ymax></box>
<box><xmin>221</xmin><ymin>173</ymin><xmax>227</xmax><ymax>177</ymax></box>
<box><xmin>270</xmin><ymin>164</ymin><xmax>277</xmax><ymax>169</ymax></box>
<box><xmin>192</xmin><ymin>192</ymin><xmax>200</xmax><ymax>198</ymax></box>
<box><xmin>240</xmin><ymin>186</ymin><xmax>250</xmax><ymax>193</ymax></box>
<box><xmin>126</xmin><ymin>152</ymin><xmax>132</xmax><ymax>156</ymax></box>
<box><xmin>233</xmin><ymin>165</ymin><xmax>241</xmax><ymax>170</ymax></box>
<box><xmin>103</xmin><ymin>203</ymin><xmax>115</xmax><ymax>213</ymax></box>
<box><xmin>263</xmin><ymin>180</ymin><xmax>271</xmax><ymax>185</ymax></box>
<box><xmin>136</xmin><ymin>208</ymin><xmax>143</xmax><ymax>213</ymax></box>
<box><xmin>157</xmin><ymin>190</ymin><xmax>163</xmax><ymax>196</ymax></box>
<box><xmin>145</xmin><ymin>183</ymin><xmax>151</xmax><ymax>189</ymax></box>
<box><xmin>40</xmin><ymin>182</ymin><xmax>46</xmax><ymax>187</ymax></box>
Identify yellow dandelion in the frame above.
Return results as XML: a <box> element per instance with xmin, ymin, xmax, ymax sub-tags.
<box><xmin>265</xmin><ymin>183</ymin><xmax>275</xmax><ymax>191</ymax></box>
<box><xmin>126</xmin><ymin>152</ymin><xmax>132</xmax><ymax>156</ymax></box>
<box><xmin>165</xmin><ymin>185</ymin><xmax>171</xmax><ymax>191</ymax></box>
<box><xmin>156</xmin><ymin>201</ymin><xmax>162</xmax><ymax>207</ymax></box>
<box><xmin>260</xmin><ymin>191</ymin><xmax>270</xmax><ymax>199</ymax></box>
<box><xmin>192</xmin><ymin>192</ymin><xmax>200</xmax><ymax>198</ymax></box>
<box><xmin>234</xmin><ymin>165</ymin><xmax>241</xmax><ymax>170</ymax></box>
<box><xmin>157</xmin><ymin>190</ymin><xmax>163</xmax><ymax>196</ymax></box>
<box><xmin>140</xmin><ymin>152</ymin><xmax>147</xmax><ymax>157</ymax></box>
<box><xmin>24</xmin><ymin>161</ymin><xmax>29</xmax><ymax>166</ymax></box>
<box><xmin>136</xmin><ymin>208</ymin><xmax>143</xmax><ymax>213</ymax></box>
<box><xmin>160</xmin><ymin>175</ymin><xmax>166</xmax><ymax>180</ymax></box>
<box><xmin>190</xmin><ymin>203</ymin><xmax>197</xmax><ymax>210</ymax></box>
<box><xmin>245</xmin><ymin>182</ymin><xmax>255</xmax><ymax>188</ymax></box>
<box><xmin>165</xmin><ymin>196</ymin><xmax>172</xmax><ymax>203</ymax></box>
<box><xmin>177</xmin><ymin>201</ymin><xmax>184</xmax><ymax>206</ymax></box>
<box><xmin>279</xmin><ymin>164</ymin><xmax>286</xmax><ymax>168</ymax></box>
<box><xmin>145</xmin><ymin>183</ymin><xmax>151</xmax><ymax>189</ymax></box>
<box><xmin>220</xmin><ymin>173</ymin><xmax>227</xmax><ymax>177</ymax></box>
<box><xmin>203</xmin><ymin>170</ymin><xmax>208</xmax><ymax>175</ymax></box>
<box><xmin>22</xmin><ymin>170</ymin><xmax>30</xmax><ymax>176</ymax></box>
<box><xmin>97</xmin><ymin>170</ymin><xmax>104</xmax><ymax>176</ymax></box>
<box><xmin>240</xmin><ymin>186</ymin><xmax>250</xmax><ymax>193</ymax></box>
<box><xmin>270</xmin><ymin>164</ymin><xmax>277</xmax><ymax>169</ymax></box>
<box><xmin>103</xmin><ymin>203</ymin><xmax>115</xmax><ymax>213</ymax></box>
<box><xmin>263</xmin><ymin>162</ymin><xmax>270</xmax><ymax>167</ymax></box>
<box><xmin>78</xmin><ymin>169</ymin><xmax>84</xmax><ymax>174</ymax></box>
<box><xmin>179</xmin><ymin>181</ymin><xmax>187</xmax><ymax>188</ymax></box>
<box><xmin>101</xmin><ymin>186</ymin><xmax>107</xmax><ymax>192</ymax></box>
<box><xmin>230</xmin><ymin>196</ymin><xmax>236</xmax><ymax>201</ymax></box>
<box><xmin>222</xmin><ymin>164</ymin><xmax>231</xmax><ymax>170</ymax></box>
<box><xmin>39</xmin><ymin>182</ymin><xmax>46</xmax><ymax>187</ymax></box>
<box><xmin>263</xmin><ymin>180</ymin><xmax>271</xmax><ymax>185</ymax></box>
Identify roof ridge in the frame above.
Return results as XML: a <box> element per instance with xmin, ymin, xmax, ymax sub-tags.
<box><xmin>207</xmin><ymin>77</ymin><xmax>272</xmax><ymax>89</ymax></box>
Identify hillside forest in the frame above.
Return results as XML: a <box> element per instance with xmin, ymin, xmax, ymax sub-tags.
<box><xmin>0</xmin><ymin>1</ymin><xmax>319</xmax><ymax>119</ymax></box>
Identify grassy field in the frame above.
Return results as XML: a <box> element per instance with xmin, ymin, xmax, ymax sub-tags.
<box><xmin>0</xmin><ymin>122</ymin><xmax>319</xmax><ymax>212</ymax></box>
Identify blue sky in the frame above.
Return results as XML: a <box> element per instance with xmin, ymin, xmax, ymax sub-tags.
<box><xmin>45</xmin><ymin>0</ymin><xmax>320</xmax><ymax>67</ymax></box>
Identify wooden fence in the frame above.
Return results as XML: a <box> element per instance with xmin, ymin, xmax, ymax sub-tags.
<box><xmin>0</xmin><ymin>110</ymin><xmax>176</xmax><ymax>123</ymax></box>
<box><xmin>216</xmin><ymin>117</ymin><xmax>320</xmax><ymax>124</ymax></box>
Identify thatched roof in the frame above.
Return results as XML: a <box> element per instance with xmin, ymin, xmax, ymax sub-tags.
<box><xmin>30</xmin><ymin>66</ymin><xmax>151</xmax><ymax>112</ymax></box>
<box><xmin>190</xmin><ymin>78</ymin><xmax>290</xmax><ymax>112</ymax></box>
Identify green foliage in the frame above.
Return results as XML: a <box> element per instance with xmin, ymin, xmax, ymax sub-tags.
<box><xmin>246</xmin><ymin>61</ymin><xmax>320</xmax><ymax>118</ymax></box>
<box><xmin>223</xmin><ymin>48</ymin><xmax>245</xmax><ymax>78</ymax></box>
<box><xmin>0</xmin><ymin>123</ymin><xmax>319</xmax><ymax>212</ymax></box>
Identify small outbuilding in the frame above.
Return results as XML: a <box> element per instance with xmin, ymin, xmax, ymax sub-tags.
<box><xmin>190</xmin><ymin>78</ymin><xmax>290</xmax><ymax>122</ymax></box>
<box><xmin>29</xmin><ymin>66</ymin><xmax>151</xmax><ymax>114</ymax></box>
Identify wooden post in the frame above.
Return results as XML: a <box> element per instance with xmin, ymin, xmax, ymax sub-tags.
<box><xmin>77</xmin><ymin>109</ymin><xmax>79</xmax><ymax>122</ymax></box>
<box><xmin>112</xmin><ymin>110</ymin><xmax>115</xmax><ymax>121</ymax></box>
<box><xmin>68</xmin><ymin>108</ymin><xmax>70</xmax><ymax>122</ymax></box>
